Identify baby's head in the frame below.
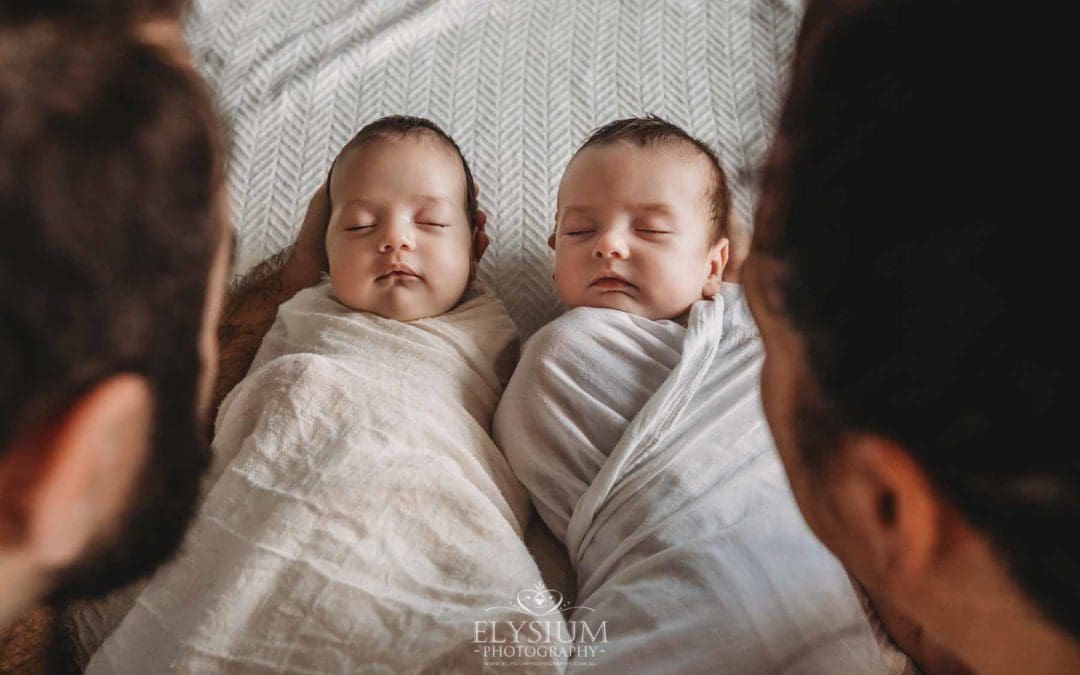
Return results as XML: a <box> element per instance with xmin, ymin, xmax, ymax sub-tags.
<box><xmin>325</xmin><ymin>115</ymin><xmax>486</xmax><ymax>321</ymax></box>
<box><xmin>551</xmin><ymin>116</ymin><xmax>732</xmax><ymax>320</ymax></box>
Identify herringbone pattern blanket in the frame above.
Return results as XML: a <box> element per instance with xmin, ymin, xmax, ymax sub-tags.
<box><xmin>187</xmin><ymin>0</ymin><xmax>800</xmax><ymax>338</ymax></box>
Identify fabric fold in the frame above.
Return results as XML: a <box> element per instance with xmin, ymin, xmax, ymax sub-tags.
<box><xmin>81</xmin><ymin>282</ymin><xmax>565</xmax><ymax>674</ymax></box>
<box><xmin>495</xmin><ymin>283</ymin><xmax>910</xmax><ymax>674</ymax></box>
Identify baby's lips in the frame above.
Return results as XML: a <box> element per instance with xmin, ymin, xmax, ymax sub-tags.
<box><xmin>377</xmin><ymin>261</ymin><xmax>422</xmax><ymax>280</ymax></box>
<box><xmin>590</xmin><ymin>276</ymin><xmax>636</xmax><ymax>292</ymax></box>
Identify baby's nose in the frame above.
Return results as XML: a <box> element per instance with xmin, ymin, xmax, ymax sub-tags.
<box><xmin>593</xmin><ymin>232</ymin><xmax>629</xmax><ymax>259</ymax></box>
<box><xmin>378</xmin><ymin>223</ymin><xmax>415</xmax><ymax>252</ymax></box>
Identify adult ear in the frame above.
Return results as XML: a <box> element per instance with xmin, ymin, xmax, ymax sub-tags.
<box><xmin>701</xmin><ymin>237</ymin><xmax>730</xmax><ymax>298</ymax></box>
<box><xmin>24</xmin><ymin>375</ymin><xmax>153</xmax><ymax>569</ymax></box>
<box><xmin>825</xmin><ymin>434</ymin><xmax>940</xmax><ymax>592</ymax></box>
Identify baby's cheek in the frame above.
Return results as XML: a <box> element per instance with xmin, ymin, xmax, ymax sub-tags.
<box><xmin>551</xmin><ymin>259</ymin><xmax>580</xmax><ymax>306</ymax></box>
<box><xmin>327</xmin><ymin>253</ymin><xmax>350</xmax><ymax>287</ymax></box>
<box><xmin>328</xmin><ymin>256</ymin><xmax>369</xmax><ymax>309</ymax></box>
<box><xmin>325</xmin><ymin>239</ymin><xmax>346</xmax><ymax>275</ymax></box>
<box><xmin>328</xmin><ymin>270</ymin><xmax>353</xmax><ymax>303</ymax></box>
<box><xmin>444</xmin><ymin>235</ymin><xmax>472</xmax><ymax>275</ymax></box>
<box><xmin>641</xmin><ymin>257</ymin><xmax>700</xmax><ymax>314</ymax></box>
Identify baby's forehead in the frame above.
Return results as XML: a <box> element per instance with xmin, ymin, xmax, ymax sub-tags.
<box><xmin>558</xmin><ymin>141</ymin><xmax>715</xmax><ymax>206</ymax></box>
<box><xmin>339</xmin><ymin>130</ymin><xmax>459</xmax><ymax>161</ymax></box>
<box><xmin>569</xmin><ymin>139</ymin><xmax>713</xmax><ymax>174</ymax></box>
<box><xmin>333</xmin><ymin>131</ymin><xmax>463</xmax><ymax>181</ymax></box>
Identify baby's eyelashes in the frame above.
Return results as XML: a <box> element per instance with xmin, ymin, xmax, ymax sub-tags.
<box><xmin>563</xmin><ymin>228</ymin><xmax>671</xmax><ymax>237</ymax></box>
<box><xmin>343</xmin><ymin>221</ymin><xmax>450</xmax><ymax>232</ymax></box>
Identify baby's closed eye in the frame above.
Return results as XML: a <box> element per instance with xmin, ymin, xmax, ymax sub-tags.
<box><xmin>415</xmin><ymin>206</ymin><xmax>455</xmax><ymax>229</ymax></box>
<box><xmin>633</xmin><ymin>216</ymin><xmax>673</xmax><ymax>236</ymax></box>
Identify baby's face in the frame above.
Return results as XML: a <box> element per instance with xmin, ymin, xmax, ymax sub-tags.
<box><xmin>325</xmin><ymin>135</ymin><xmax>473</xmax><ymax>321</ymax></box>
<box><xmin>552</xmin><ymin>142</ymin><xmax>728</xmax><ymax>320</ymax></box>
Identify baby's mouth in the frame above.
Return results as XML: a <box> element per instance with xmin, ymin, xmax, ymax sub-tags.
<box><xmin>590</xmin><ymin>271</ymin><xmax>635</xmax><ymax>291</ymax></box>
<box><xmin>377</xmin><ymin>262</ymin><xmax>421</xmax><ymax>281</ymax></box>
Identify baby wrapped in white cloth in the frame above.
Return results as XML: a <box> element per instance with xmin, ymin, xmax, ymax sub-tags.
<box><xmin>79</xmin><ymin>117</ymin><xmax>567</xmax><ymax>674</ymax></box>
<box><xmin>493</xmin><ymin>118</ymin><xmax>914</xmax><ymax>674</ymax></box>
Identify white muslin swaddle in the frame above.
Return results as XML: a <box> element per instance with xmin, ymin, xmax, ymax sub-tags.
<box><xmin>81</xmin><ymin>281</ymin><xmax>566</xmax><ymax>674</ymax></box>
<box><xmin>494</xmin><ymin>283</ymin><xmax>913</xmax><ymax>674</ymax></box>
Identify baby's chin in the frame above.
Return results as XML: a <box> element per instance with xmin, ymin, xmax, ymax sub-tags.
<box><xmin>333</xmin><ymin>281</ymin><xmax>465</xmax><ymax>322</ymax></box>
<box><xmin>564</xmin><ymin>291</ymin><xmax>694</xmax><ymax>322</ymax></box>
<box><xmin>358</xmin><ymin>305</ymin><xmax>438</xmax><ymax>322</ymax></box>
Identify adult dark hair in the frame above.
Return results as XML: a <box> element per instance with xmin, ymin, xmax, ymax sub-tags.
<box><xmin>579</xmin><ymin>115</ymin><xmax>730</xmax><ymax>243</ymax></box>
<box><xmin>753</xmin><ymin>0</ymin><xmax>1075</xmax><ymax>645</ymax></box>
<box><xmin>0</xmin><ymin>0</ymin><xmax>185</xmax><ymax>25</ymax></box>
<box><xmin>0</xmin><ymin>23</ymin><xmax>223</xmax><ymax>601</ymax></box>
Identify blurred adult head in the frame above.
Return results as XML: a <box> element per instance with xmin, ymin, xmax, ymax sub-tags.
<box><xmin>0</xmin><ymin>16</ymin><xmax>228</xmax><ymax>625</ymax></box>
<box><xmin>0</xmin><ymin>0</ymin><xmax>185</xmax><ymax>25</ymax></box>
<box><xmin>745</xmin><ymin>1</ymin><xmax>1077</xmax><ymax>673</ymax></box>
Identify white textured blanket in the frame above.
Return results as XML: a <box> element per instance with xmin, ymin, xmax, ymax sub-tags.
<box><xmin>493</xmin><ymin>285</ymin><xmax>912</xmax><ymax>674</ymax></box>
<box><xmin>84</xmin><ymin>283</ymin><xmax>564</xmax><ymax>674</ymax></box>
<box><xmin>184</xmin><ymin>0</ymin><xmax>801</xmax><ymax>339</ymax></box>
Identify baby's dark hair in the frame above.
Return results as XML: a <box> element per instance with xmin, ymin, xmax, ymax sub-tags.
<box><xmin>326</xmin><ymin>115</ymin><xmax>480</xmax><ymax>233</ymax></box>
<box><xmin>576</xmin><ymin>115</ymin><xmax>731</xmax><ymax>244</ymax></box>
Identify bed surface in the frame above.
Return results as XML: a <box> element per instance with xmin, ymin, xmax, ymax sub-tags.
<box><xmin>186</xmin><ymin>0</ymin><xmax>800</xmax><ymax>339</ymax></box>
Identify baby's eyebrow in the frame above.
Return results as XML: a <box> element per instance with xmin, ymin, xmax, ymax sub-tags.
<box><xmin>558</xmin><ymin>203</ymin><xmax>675</xmax><ymax>217</ymax></box>
<box><xmin>629</xmin><ymin>203</ymin><xmax>675</xmax><ymax>215</ymax></box>
<box><xmin>342</xmin><ymin>198</ymin><xmax>377</xmax><ymax>210</ymax></box>
<box><xmin>557</xmin><ymin>205</ymin><xmax>596</xmax><ymax>217</ymax></box>
<box><xmin>340</xmin><ymin>195</ymin><xmax>455</xmax><ymax>209</ymax></box>
<box><xmin>413</xmin><ymin>194</ymin><xmax>453</xmax><ymax>206</ymax></box>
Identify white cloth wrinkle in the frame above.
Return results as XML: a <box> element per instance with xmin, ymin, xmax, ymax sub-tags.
<box><xmin>494</xmin><ymin>283</ymin><xmax>913</xmax><ymax>674</ymax></box>
<box><xmin>80</xmin><ymin>282</ymin><xmax>564</xmax><ymax>674</ymax></box>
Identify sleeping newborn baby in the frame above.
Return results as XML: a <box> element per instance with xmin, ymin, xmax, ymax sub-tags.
<box><xmin>82</xmin><ymin>117</ymin><xmax>566</xmax><ymax>674</ymax></box>
<box><xmin>547</xmin><ymin>118</ymin><xmax>731</xmax><ymax>321</ymax></box>
<box><xmin>494</xmin><ymin>117</ymin><xmax>912</xmax><ymax>674</ymax></box>
<box><xmin>323</xmin><ymin>116</ymin><xmax>487</xmax><ymax>320</ymax></box>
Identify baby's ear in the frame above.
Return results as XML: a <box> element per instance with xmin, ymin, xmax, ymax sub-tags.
<box><xmin>468</xmin><ymin>212</ymin><xmax>489</xmax><ymax>285</ymax></box>
<box><xmin>472</xmin><ymin>230</ymin><xmax>490</xmax><ymax>262</ymax></box>
<box><xmin>547</xmin><ymin>229</ymin><xmax>557</xmax><ymax>250</ymax></box>
<box><xmin>701</xmin><ymin>237</ymin><xmax>730</xmax><ymax>298</ymax></box>
<box><xmin>472</xmin><ymin>209</ymin><xmax>489</xmax><ymax>261</ymax></box>
<box><xmin>722</xmin><ymin>214</ymin><xmax>751</xmax><ymax>283</ymax></box>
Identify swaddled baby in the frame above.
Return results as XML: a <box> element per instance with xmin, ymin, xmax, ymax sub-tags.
<box><xmin>546</xmin><ymin>116</ymin><xmax>733</xmax><ymax>321</ymax></box>
<box><xmin>494</xmin><ymin>117</ymin><xmax>912</xmax><ymax>674</ymax></box>
<box><xmin>81</xmin><ymin>117</ymin><xmax>566</xmax><ymax>674</ymax></box>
